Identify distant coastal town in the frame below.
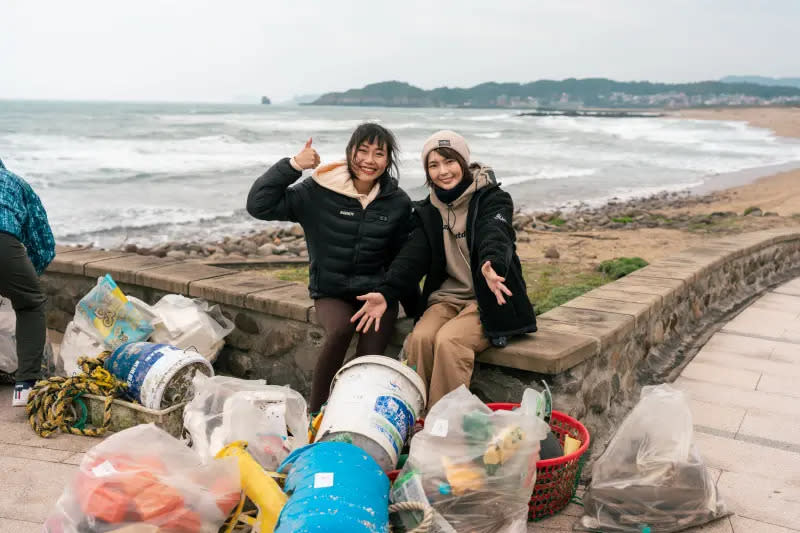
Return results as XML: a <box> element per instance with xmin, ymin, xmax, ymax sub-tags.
<box><xmin>309</xmin><ymin>77</ymin><xmax>800</xmax><ymax>109</ymax></box>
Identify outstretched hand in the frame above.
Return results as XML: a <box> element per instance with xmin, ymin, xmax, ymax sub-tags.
<box><xmin>481</xmin><ymin>260</ymin><xmax>512</xmax><ymax>305</ymax></box>
<box><xmin>293</xmin><ymin>138</ymin><xmax>321</xmax><ymax>170</ymax></box>
<box><xmin>350</xmin><ymin>292</ymin><xmax>388</xmax><ymax>333</ymax></box>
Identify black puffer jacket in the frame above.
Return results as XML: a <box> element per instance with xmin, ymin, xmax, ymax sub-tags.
<box><xmin>377</xmin><ymin>174</ymin><xmax>536</xmax><ymax>340</ymax></box>
<box><xmin>247</xmin><ymin>158</ymin><xmax>418</xmax><ymax>310</ymax></box>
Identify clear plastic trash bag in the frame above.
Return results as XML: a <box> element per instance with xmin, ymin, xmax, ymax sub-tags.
<box><xmin>578</xmin><ymin>384</ymin><xmax>730</xmax><ymax>532</ymax></box>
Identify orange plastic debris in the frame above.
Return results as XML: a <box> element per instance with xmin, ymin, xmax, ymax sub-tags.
<box><xmin>159</xmin><ymin>507</ymin><xmax>203</xmax><ymax>533</ymax></box>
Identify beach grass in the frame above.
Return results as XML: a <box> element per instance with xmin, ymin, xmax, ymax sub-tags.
<box><xmin>522</xmin><ymin>262</ymin><xmax>611</xmax><ymax>314</ymax></box>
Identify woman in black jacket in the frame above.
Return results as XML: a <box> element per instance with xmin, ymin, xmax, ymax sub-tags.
<box><xmin>351</xmin><ymin>130</ymin><xmax>536</xmax><ymax>409</ymax></box>
<box><xmin>246</xmin><ymin>123</ymin><xmax>415</xmax><ymax>412</ymax></box>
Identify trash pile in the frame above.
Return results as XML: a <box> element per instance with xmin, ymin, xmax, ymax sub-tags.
<box><xmin>58</xmin><ymin>275</ymin><xmax>233</xmax><ymax>377</ymax></box>
<box><xmin>26</xmin><ymin>274</ymin><xmax>234</xmax><ymax>438</ymax></box>
<box><xmin>43</xmin><ymin>346</ymin><xmax>599</xmax><ymax>533</ymax></box>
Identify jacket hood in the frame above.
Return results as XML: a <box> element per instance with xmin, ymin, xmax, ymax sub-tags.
<box><xmin>312</xmin><ymin>160</ymin><xmax>381</xmax><ymax>207</ymax></box>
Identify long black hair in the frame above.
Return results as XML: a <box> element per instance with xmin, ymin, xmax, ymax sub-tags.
<box><xmin>345</xmin><ymin>123</ymin><xmax>400</xmax><ymax>179</ymax></box>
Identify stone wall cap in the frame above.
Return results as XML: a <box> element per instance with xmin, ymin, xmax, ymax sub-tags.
<box><xmin>84</xmin><ymin>255</ymin><xmax>182</xmax><ymax>284</ymax></box>
<box><xmin>537</xmin><ymin>307</ymin><xmax>634</xmax><ymax>350</ymax></box>
<box><xmin>245</xmin><ymin>284</ymin><xmax>314</xmax><ymax>322</ymax></box>
<box><xmin>190</xmin><ymin>272</ymin><xmax>296</xmax><ymax>308</ymax></box>
<box><xmin>135</xmin><ymin>263</ymin><xmax>235</xmax><ymax>294</ymax></box>
<box><xmin>48</xmin><ymin>250</ymin><xmax>132</xmax><ymax>275</ymax></box>
<box><xmin>477</xmin><ymin>327</ymin><xmax>598</xmax><ymax>374</ymax></box>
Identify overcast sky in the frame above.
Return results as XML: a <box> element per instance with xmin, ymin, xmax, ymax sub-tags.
<box><xmin>1</xmin><ymin>0</ymin><xmax>797</xmax><ymax>103</ymax></box>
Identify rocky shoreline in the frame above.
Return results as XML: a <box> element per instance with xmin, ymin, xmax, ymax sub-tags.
<box><xmin>513</xmin><ymin>189</ymin><xmax>776</xmax><ymax>233</ymax></box>
<box><xmin>56</xmin><ymin>189</ymin><xmax>778</xmax><ymax>261</ymax></box>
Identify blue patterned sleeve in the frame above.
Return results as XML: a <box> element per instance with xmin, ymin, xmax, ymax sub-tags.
<box><xmin>22</xmin><ymin>187</ymin><xmax>56</xmax><ymax>274</ymax></box>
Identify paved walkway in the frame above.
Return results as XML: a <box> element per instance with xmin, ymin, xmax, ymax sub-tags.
<box><xmin>2</xmin><ymin>278</ymin><xmax>800</xmax><ymax>532</ymax></box>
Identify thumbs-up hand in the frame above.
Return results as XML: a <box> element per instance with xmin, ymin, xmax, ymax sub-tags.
<box><xmin>293</xmin><ymin>137</ymin><xmax>321</xmax><ymax>170</ymax></box>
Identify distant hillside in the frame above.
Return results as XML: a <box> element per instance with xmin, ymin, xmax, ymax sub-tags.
<box><xmin>721</xmin><ymin>76</ymin><xmax>800</xmax><ymax>89</ymax></box>
<box><xmin>311</xmin><ymin>79</ymin><xmax>800</xmax><ymax>109</ymax></box>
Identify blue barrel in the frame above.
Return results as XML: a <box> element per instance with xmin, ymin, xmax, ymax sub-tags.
<box><xmin>276</xmin><ymin>442</ymin><xmax>390</xmax><ymax>533</ymax></box>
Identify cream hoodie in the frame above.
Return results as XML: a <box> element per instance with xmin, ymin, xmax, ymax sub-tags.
<box><xmin>427</xmin><ymin>164</ymin><xmax>494</xmax><ymax>306</ymax></box>
<box><xmin>311</xmin><ymin>161</ymin><xmax>380</xmax><ymax>208</ymax></box>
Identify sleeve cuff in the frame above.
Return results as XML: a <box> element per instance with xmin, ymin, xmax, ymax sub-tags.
<box><xmin>289</xmin><ymin>157</ymin><xmax>303</xmax><ymax>172</ymax></box>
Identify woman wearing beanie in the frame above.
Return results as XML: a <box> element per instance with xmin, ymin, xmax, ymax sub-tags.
<box><xmin>247</xmin><ymin>123</ymin><xmax>418</xmax><ymax>412</ymax></box>
<box><xmin>351</xmin><ymin>130</ymin><xmax>536</xmax><ymax>409</ymax></box>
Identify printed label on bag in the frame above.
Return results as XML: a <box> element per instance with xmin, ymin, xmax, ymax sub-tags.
<box><xmin>91</xmin><ymin>460</ymin><xmax>118</xmax><ymax>478</ymax></box>
<box><xmin>314</xmin><ymin>472</ymin><xmax>334</xmax><ymax>488</ymax></box>
<box><xmin>430</xmin><ymin>418</ymin><xmax>448</xmax><ymax>437</ymax></box>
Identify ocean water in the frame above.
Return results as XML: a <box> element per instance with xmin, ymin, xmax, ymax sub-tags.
<box><xmin>1</xmin><ymin>100</ymin><xmax>799</xmax><ymax>248</ymax></box>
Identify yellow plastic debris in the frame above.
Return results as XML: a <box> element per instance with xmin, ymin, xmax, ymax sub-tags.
<box><xmin>216</xmin><ymin>441</ymin><xmax>288</xmax><ymax>533</ymax></box>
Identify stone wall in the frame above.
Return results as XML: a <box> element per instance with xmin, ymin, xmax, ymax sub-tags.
<box><xmin>42</xmin><ymin>228</ymin><xmax>800</xmax><ymax>459</ymax></box>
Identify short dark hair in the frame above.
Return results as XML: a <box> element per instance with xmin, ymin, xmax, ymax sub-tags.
<box><xmin>346</xmin><ymin>123</ymin><xmax>400</xmax><ymax>179</ymax></box>
<box><xmin>424</xmin><ymin>147</ymin><xmax>471</xmax><ymax>186</ymax></box>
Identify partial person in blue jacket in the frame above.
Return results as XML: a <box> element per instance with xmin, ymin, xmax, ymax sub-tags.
<box><xmin>0</xmin><ymin>158</ymin><xmax>55</xmax><ymax>406</ymax></box>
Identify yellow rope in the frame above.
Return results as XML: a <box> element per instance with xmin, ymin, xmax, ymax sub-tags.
<box><xmin>25</xmin><ymin>351</ymin><xmax>128</xmax><ymax>438</ymax></box>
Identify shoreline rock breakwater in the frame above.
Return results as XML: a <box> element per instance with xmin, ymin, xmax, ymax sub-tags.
<box><xmin>58</xmin><ymin>189</ymin><xmax>779</xmax><ymax>260</ymax></box>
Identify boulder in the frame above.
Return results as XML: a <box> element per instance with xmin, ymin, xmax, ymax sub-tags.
<box><xmin>544</xmin><ymin>246</ymin><xmax>560</xmax><ymax>259</ymax></box>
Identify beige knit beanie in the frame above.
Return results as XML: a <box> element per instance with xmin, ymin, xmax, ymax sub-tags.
<box><xmin>421</xmin><ymin>130</ymin><xmax>470</xmax><ymax>166</ymax></box>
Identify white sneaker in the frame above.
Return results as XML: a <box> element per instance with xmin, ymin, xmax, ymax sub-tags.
<box><xmin>12</xmin><ymin>382</ymin><xmax>32</xmax><ymax>407</ymax></box>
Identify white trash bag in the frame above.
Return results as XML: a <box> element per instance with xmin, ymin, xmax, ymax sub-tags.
<box><xmin>0</xmin><ymin>297</ymin><xmax>17</xmax><ymax>374</ymax></box>
<box><xmin>183</xmin><ymin>374</ymin><xmax>309</xmax><ymax>470</ymax></box>
<box><xmin>58</xmin><ymin>320</ymin><xmax>108</xmax><ymax>377</ymax></box>
<box><xmin>150</xmin><ymin>295</ymin><xmax>234</xmax><ymax>362</ymax></box>
<box><xmin>579</xmin><ymin>384</ymin><xmax>730</xmax><ymax>532</ymax></box>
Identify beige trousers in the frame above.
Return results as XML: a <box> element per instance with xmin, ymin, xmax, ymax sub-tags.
<box><xmin>404</xmin><ymin>301</ymin><xmax>490</xmax><ymax>410</ymax></box>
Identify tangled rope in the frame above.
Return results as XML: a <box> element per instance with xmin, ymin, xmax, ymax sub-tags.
<box><xmin>26</xmin><ymin>351</ymin><xmax>129</xmax><ymax>438</ymax></box>
<box><xmin>389</xmin><ymin>501</ymin><xmax>434</xmax><ymax>533</ymax></box>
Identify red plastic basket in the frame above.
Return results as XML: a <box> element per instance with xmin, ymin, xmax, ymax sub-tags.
<box><xmin>493</xmin><ymin>405</ymin><xmax>591</xmax><ymax>521</ymax></box>
<box><xmin>388</xmin><ymin>403</ymin><xmax>590</xmax><ymax>522</ymax></box>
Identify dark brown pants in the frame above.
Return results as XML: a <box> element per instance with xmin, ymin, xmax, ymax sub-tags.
<box><xmin>309</xmin><ymin>297</ymin><xmax>398</xmax><ymax>412</ymax></box>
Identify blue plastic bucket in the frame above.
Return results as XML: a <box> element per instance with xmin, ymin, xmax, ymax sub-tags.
<box><xmin>105</xmin><ymin>342</ymin><xmax>212</xmax><ymax>409</ymax></box>
<box><xmin>276</xmin><ymin>442</ymin><xmax>390</xmax><ymax>533</ymax></box>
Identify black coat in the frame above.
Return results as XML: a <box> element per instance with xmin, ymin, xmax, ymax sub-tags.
<box><xmin>377</xmin><ymin>180</ymin><xmax>536</xmax><ymax>340</ymax></box>
<box><xmin>247</xmin><ymin>158</ymin><xmax>419</xmax><ymax>311</ymax></box>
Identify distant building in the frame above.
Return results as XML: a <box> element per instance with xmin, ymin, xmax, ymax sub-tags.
<box><xmin>261</xmin><ymin>96</ymin><xmax>271</xmax><ymax>105</ymax></box>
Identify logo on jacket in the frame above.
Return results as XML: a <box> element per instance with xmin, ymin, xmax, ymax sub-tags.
<box><xmin>339</xmin><ymin>210</ymin><xmax>355</xmax><ymax>217</ymax></box>
<box><xmin>494</xmin><ymin>213</ymin><xmax>507</xmax><ymax>223</ymax></box>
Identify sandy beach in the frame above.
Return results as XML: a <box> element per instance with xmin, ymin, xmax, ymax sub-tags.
<box><xmin>513</xmin><ymin>107</ymin><xmax>800</xmax><ymax>268</ymax></box>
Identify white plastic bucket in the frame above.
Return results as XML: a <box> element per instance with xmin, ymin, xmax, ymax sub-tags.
<box><xmin>315</xmin><ymin>355</ymin><xmax>426</xmax><ymax>471</ymax></box>
<box><xmin>105</xmin><ymin>342</ymin><xmax>213</xmax><ymax>409</ymax></box>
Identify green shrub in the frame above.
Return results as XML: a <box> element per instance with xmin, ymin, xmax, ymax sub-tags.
<box><xmin>550</xmin><ymin>217</ymin><xmax>567</xmax><ymax>226</ymax></box>
<box><xmin>611</xmin><ymin>216</ymin><xmax>634</xmax><ymax>224</ymax></box>
<box><xmin>596</xmin><ymin>257</ymin><xmax>648</xmax><ymax>279</ymax></box>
